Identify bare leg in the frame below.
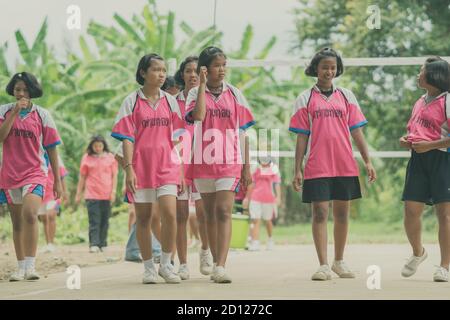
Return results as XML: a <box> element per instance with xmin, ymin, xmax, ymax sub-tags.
<box><xmin>8</xmin><ymin>204</ymin><xmax>24</xmax><ymax>261</ymax></box>
<box><xmin>22</xmin><ymin>194</ymin><xmax>42</xmax><ymax>257</ymax></box>
<box><xmin>176</xmin><ymin>200</ymin><xmax>189</xmax><ymax>264</ymax></box>
<box><xmin>201</xmin><ymin>193</ymin><xmax>218</xmax><ymax>263</ymax></box>
<box><xmin>134</xmin><ymin>203</ymin><xmax>153</xmax><ymax>260</ymax></box>
<box><xmin>195</xmin><ymin>199</ymin><xmax>209</xmax><ymax>250</ymax></box>
<box><xmin>404</xmin><ymin>201</ymin><xmax>425</xmax><ymax>256</ymax></box>
<box><xmin>312</xmin><ymin>201</ymin><xmax>329</xmax><ymax>266</ymax></box>
<box><xmin>332</xmin><ymin>200</ymin><xmax>350</xmax><ymax>261</ymax></box>
<box><xmin>435</xmin><ymin>203</ymin><xmax>450</xmax><ymax>269</ymax></box>
<box><xmin>214</xmin><ymin>191</ymin><xmax>235</xmax><ymax>267</ymax></box>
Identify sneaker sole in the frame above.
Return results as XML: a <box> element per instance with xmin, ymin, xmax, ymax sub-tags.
<box><xmin>9</xmin><ymin>277</ymin><xmax>23</xmax><ymax>282</ymax></box>
<box><xmin>433</xmin><ymin>277</ymin><xmax>448</xmax><ymax>282</ymax></box>
<box><xmin>214</xmin><ymin>278</ymin><xmax>232</xmax><ymax>284</ymax></box>
<box><xmin>142</xmin><ymin>279</ymin><xmax>157</xmax><ymax>284</ymax></box>
<box><xmin>25</xmin><ymin>275</ymin><xmax>40</xmax><ymax>281</ymax></box>
<box><xmin>311</xmin><ymin>274</ymin><xmax>332</xmax><ymax>281</ymax></box>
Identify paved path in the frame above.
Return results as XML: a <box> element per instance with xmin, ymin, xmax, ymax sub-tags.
<box><xmin>1</xmin><ymin>244</ymin><xmax>448</xmax><ymax>300</ymax></box>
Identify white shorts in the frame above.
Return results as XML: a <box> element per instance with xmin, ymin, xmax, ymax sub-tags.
<box><xmin>249</xmin><ymin>201</ymin><xmax>276</xmax><ymax>221</ymax></box>
<box><xmin>0</xmin><ymin>184</ymin><xmax>44</xmax><ymax>205</ymax></box>
<box><xmin>194</xmin><ymin>178</ymin><xmax>240</xmax><ymax>194</ymax></box>
<box><xmin>177</xmin><ymin>185</ymin><xmax>201</xmax><ymax>201</ymax></box>
<box><xmin>38</xmin><ymin>200</ymin><xmax>59</xmax><ymax>215</ymax></box>
<box><xmin>126</xmin><ymin>185</ymin><xmax>178</xmax><ymax>203</ymax></box>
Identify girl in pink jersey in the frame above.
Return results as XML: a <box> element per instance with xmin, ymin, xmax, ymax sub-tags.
<box><xmin>400</xmin><ymin>56</ymin><xmax>450</xmax><ymax>282</ymax></box>
<box><xmin>174</xmin><ymin>56</ymin><xmax>213</xmax><ymax>280</ymax></box>
<box><xmin>186</xmin><ymin>47</ymin><xmax>255</xmax><ymax>283</ymax></box>
<box><xmin>38</xmin><ymin>154</ymin><xmax>68</xmax><ymax>253</ymax></box>
<box><xmin>0</xmin><ymin>72</ymin><xmax>63</xmax><ymax>281</ymax></box>
<box><xmin>245</xmin><ymin>157</ymin><xmax>281</xmax><ymax>251</ymax></box>
<box><xmin>75</xmin><ymin>135</ymin><xmax>118</xmax><ymax>253</ymax></box>
<box><xmin>112</xmin><ymin>53</ymin><xmax>186</xmax><ymax>284</ymax></box>
<box><xmin>289</xmin><ymin>48</ymin><xmax>376</xmax><ymax>281</ymax></box>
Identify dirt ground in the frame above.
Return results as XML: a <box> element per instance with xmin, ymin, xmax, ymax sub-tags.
<box><xmin>0</xmin><ymin>242</ymin><xmax>124</xmax><ymax>281</ymax></box>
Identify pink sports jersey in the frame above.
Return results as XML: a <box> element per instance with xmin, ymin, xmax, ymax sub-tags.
<box><xmin>406</xmin><ymin>93</ymin><xmax>450</xmax><ymax>152</ymax></box>
<box><xmin>111</xmin><ymin>89</ymin><xmax>185</xmax><ymax>189</ymax></box>
<box><xmin>80</xmin><ymin>152</ymin><xmax>118</xmax><ymax>200</ymax></box>
<box><xmin>0</xmin><ymin>103</ymin><xmax>61</xmax><ymax>189</ymax></box>
<box><xmin>185</xmin><ymin>82</ymin><xmax>255</xmax><ymax>179</ymax></box>
<box><xmin>250</xmin><ymin>163</ymin><xmax>281</xmax><ymax>203</ymax></box>
<box><xmin>44</xmin><ymin>156</ymin><xmax>68</xmax><ymax>203</ymax></box>
<box><xmin>176</xmin><ymin>91</ymin><xmax>195</xmax><ymax>186</ymax></box>
<box><xmin>289</xmin><ymin>86</ymin><xmax>367</xmax><ymax>180</ymax></box>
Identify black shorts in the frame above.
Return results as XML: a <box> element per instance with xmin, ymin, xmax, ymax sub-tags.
<box><xmin>402</xmin><ymin>150</ymin><xmax>450</xmax><ymax>205</ymax></box>
<box><xmin>302</xmin><ymin>177</ymin><xmax>362</xmax><ymax>203</ymax></box>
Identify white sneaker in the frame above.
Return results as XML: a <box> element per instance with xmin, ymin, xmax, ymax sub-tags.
<box><xmin>178</xmin><ymin>264</ymin><xmax>190</xmax><ymax>280</ymax></box>
<box><xmin>214</xmin><ymin>266</ymin><xmax>232</xmax><ymax>284</ymax></box>
<box><xmin>248</xmin><ymin>241</ymin><xmax>260</xmax><ymax>251</ymax></box>
<box><xmin>47</xmin><ymin>243</ymin><xmax>56</xmax><ymax>253</ymax></box>
<box><xmin>311</xmin><ymin>265</ymin><xmax>332</xmax><ymax>281</ymax></box>
<box><xmin>89</xmin><ymin>246</ymin><xmax>100</xmax><ymax>253</ymax></box>
<box><xmin>401</xmin><ymin>248</ymin><xmax>427</xmax><ymax>277</ymax></box>
<box><xmin>199</xmin><ymin>250</ymin><xmax>213</xmax><ymax>275</ymax></box>
<box><xmin>332</xmin><ymin>260</ymin><xmax>355</xmax><ymax>278</ymax></box>
<box><xmin>9</xmin><ymin>269</ymin><xmax>25</xmax><ymax>282</ymax></box>
<box><xmin>24</xmin><ymin>268</ymin><xmax>40</xmax><ymax>281</ymax></box>
<box><xmin>266</xmin><ymin>239</ymin><xmax>275</xmax><ymax>250</ymax></box>
<box><xmin>158</xmin><ymin>264</ymin><xmax>181</xmax><ymax>284</ymax></box>
<box><xmin>433</xmin><ymin>266</ymin><xmax>449</xmax><ymax>282</ymax></box>
<box><xmin>142</xmin><ymin>267</ymin><xmax>158</xmax><ymax>284</ymax></box>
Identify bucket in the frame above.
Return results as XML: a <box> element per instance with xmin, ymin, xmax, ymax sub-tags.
<box><xmin>230</xmin><ymin>214</ymin><xmax>250</xmax><ymax>249</ymax></box>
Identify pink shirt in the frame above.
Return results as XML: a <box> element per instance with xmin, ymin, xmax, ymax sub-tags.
<box><xmin>176</xmin><ymin>91</ymin><xmax>195</xmax><ymax>186</ymax></box>
<box><xmin>0</xmin><ymin>103</ymin><xmax>61</xmax><ymax>189</ymax></box>
<box><xmin>289</xmin><ymin>86</ymin><xmax>367</xmax><ymax>180</ymax></box>
<box><xmin>250</xmin><ymin>163</ymin><xmax>281</xmax><ymax>203</ymax></box>
<box><xmin>80</xmin><ymin>153</ymin><xmax>118</xmax><ymax>200</ymax></box>
<box><xmin>185</xmin><ymin>82</ymin><xmax>255</xmax><ymax>179</ymax></box>
<box><xmin>111</xmin><ymin>89</ymin><xmax>185</xmax><ymax>189</ymax></box>
<box><xmin>44</xmin><ymin>155</ymin><xmax>68</xmax><ymax>203</ymax></box>
<box><xmin>406</xmin><ymin>92</ymin><xmax>450</xmax><ymax>152</ymax></box>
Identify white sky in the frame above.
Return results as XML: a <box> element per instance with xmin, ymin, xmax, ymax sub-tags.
<box><xmin>0</xmin><ymin>0</ymin><xmax>299</xmax><ymax>68</ymax></box>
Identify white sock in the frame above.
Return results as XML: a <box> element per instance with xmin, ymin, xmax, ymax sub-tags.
<box><xmin>161</xmin><ymin>251</ymin><xmax>172</xmax><ymax>267</ymax></box>
<box><xmin>18</xmin><ymin>260</ymin><xmax>25</xmax><ymax>271</ymax></box>
<box><xmin>24</xmin><ymin>257</ymin><xmax>35</xmax><ymax>270</ymax></box>
<box><xmin>143</xmin><ymin>258</ymin><xmax>155</xmax><ymax>270</ymax></box>
<box><xmin>200</xmin><ymin>248</ymin><xmax>209</xmax><ymax>255</ymax></box>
